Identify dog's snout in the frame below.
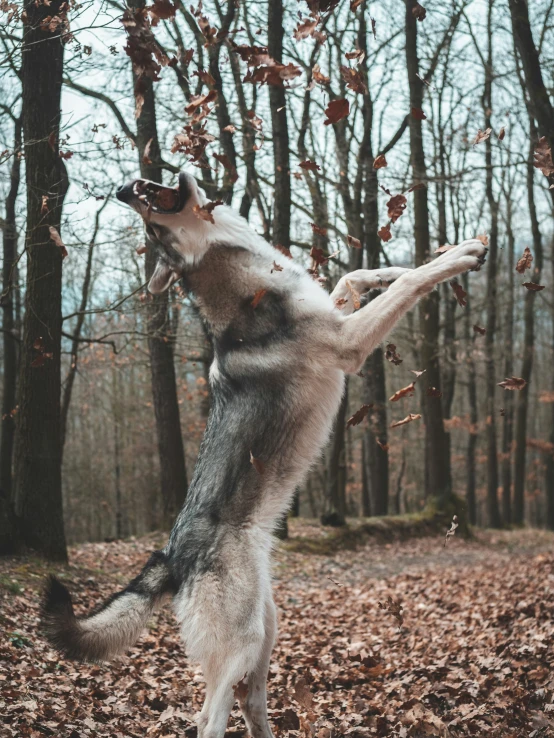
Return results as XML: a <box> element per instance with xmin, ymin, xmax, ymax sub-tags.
<box><xmin>116</xmin><ymin>181</ymin><xmax>135</xmax><ymax>204</ymax></box>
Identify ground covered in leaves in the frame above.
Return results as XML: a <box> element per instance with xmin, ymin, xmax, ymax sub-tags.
<box><xmin>1</xmin><ymin>524</ymin><xmax>554</xmax><ymax>738</ymax></box>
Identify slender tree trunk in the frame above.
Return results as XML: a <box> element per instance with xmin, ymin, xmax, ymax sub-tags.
<box><xmin>13</xmin><ymin>0</ymin><xmax>69</xmax><ymax>560</ymax></box>
<box><xmin>546</xmin><ymin>235</ymin><xmax>554</xmax><ymax>530</ymax></box>
<box><xmin>127</xmin><ymin>0</ymin><xmax>188</xmax><ymax>527</ymax></box>
<box><xmin>501</xmin><ymin>200</ymin><xmax>515</xmax><ymax>524</ymax></box>
<box><xmin>405</xmin><ymin>0</ymin><xmax>451</xmax><ymax>509</ymax></box>
<box><xmin>321</xmin><ymin>382</ymin><xmax>348</xmax><ymax>526</ymax></box>
<box><xmin>361</xmin><ymin>437</ymin><xmax>371</xmax><ymax>516</ymax></box>
<box><xmin>513</xmin><ymin>126</ymin><xmax>543</xmax><ymax>524</ymax></box>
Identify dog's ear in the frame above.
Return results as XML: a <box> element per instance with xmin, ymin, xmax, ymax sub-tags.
<box><xmin>148</xmin><ymin>260</ymin><xmax>179</xmax><ymax>294</ymax></box>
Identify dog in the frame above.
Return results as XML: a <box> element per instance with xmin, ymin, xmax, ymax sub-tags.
<box><xmin>42</xmin><ymin>172</ymin><xmax>487</xmax><ymax>738</ymax></box>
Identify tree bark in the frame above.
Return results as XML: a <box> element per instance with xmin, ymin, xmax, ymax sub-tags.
<box><xmin>501</xmin><ymin>197</ymin><xmax>515</xmax><ymax>524</ymax></box>
<box><xmin>405</xmin><ymin>0</ymin><xmax>451</xmax><ymax>509</ymax></box>
<box><xmin>13</xmin><ymin>0</ymin><xmax>69</xmax><ymax>560</ymax></box>
<box><xmin>463</xmin><ymin>274</ymin><xmax>478</xmax><ymax>525</ymax></box>
<box><xmin>321</xmin><ymin>382</ymin><xmax>348</xmax><ymax>526</ymax></box>
<box><xmin>546</xmin><ymin>235</ymin><xmax>554</xmax><ymax>530</ymax></box>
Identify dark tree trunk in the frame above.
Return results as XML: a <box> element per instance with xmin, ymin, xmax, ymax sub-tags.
<box><xmin>405</xmin><ymin>0</ymin><xmax>451</xmax><ymax>509</ymax></box>
<box><xmin>13</xmin><ymin>0</ymin><xmax>69</xmax><ymax>560</ymax></box>
<box><xmin>267</xmin><ymin>0</ymin><xmax>291</xmax><ymax>251</ymax></box>
<box><xmin>463</xmin><ymin>273</ymin><xmax>478</xmax><ymax>526</ymax></box>
<box><xmin>364</xmin><ymin>347</ymin><xmax>388</xmax><ymax>515</ymax></box>
<box><xmin>513</xmin><ymin>126</ymin><xmax>543</xmax><ymax>524</ymax></box>
<box><xmin>0</xmin><ymin>115</ymin><xmax>22</xmax><ymax>553</ymax></box>
<box><xmin>322</xmin><ymin>382</ymin><xmax>348</xmax><ymax>527</ymax></box>
<box><xmin>361</xmin><ymin>437</ymin><xmax>371</xmax><ymax>517</ymax></box>
<box><xmin>127</xmin><ymin>0</ymin><xmax>188</xmax><ymax>527</ymax></box>
<box><xmin>547</xmin><ymin>236</ymin><xmax>554</xmax><ymax>530</ymax></box>
<box><xmin>501</xmin><ymin>199</ymin><xmax>515</xmax><ymax>525</ymax></box>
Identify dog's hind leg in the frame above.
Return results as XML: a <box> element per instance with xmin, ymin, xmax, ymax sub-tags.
<box><xmin>238</xmin><ymin>596</ymin><xmax>277</xmax><ymax>738</ymax></box>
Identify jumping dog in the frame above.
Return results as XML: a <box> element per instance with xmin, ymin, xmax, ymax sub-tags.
<box><xmin>43</xmin><ymin>172</ymin><xmax>487</xmax><ymax>738</ymax></box>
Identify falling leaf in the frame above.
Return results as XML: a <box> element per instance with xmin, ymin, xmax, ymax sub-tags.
<box><xmin>323</xmin><ymin>98</ymin><xmax>349</xmax><ymax>126</ymax></box>
<box><xmin>299</xmin><ymin>159</ymin><xmax>320</xmax><ymax>172</ymax></box>
<box><xmin>251</xmin><ymin>288</ymin><xmax>267</xmax><ymax>308</ymax></box>
<box><xmin>390</xmin><ymin>413</ymin><xmax>422</xmax><ymax>428</ymax></box>
<box><xmin>223</xmin><ymin>124</ymin><xmax>236</xmax><ymax>133</ymax></box>
<box><xmin>427</xmin><ymin>387</ymin><xmax>443</xmax><ymax>398</ymax></box>
<box><xmin>310</xmin><ymin>223</ymin><xmax>328</xmax><ymax>237</ymax></box>
<box><xmin>377</xmin><ymin>439</ymin><xmax>389</xmax><ymax>452</ymax></box>
<box><xmin>498</xmin><ymin>126</ymin><xmax>506</xmax><ymax>141</ymax></box>
<box><xmin>346</xmin><ymin>404</ymin><xmax>373</xmax><ymax>428</ymax></box>
<box><xmin>233</xmin><ymin>676</ymin><xmax>249</xmax><ymax>701</ymax></box>
<box><xmin>136</xmin><ymin>244</ymin><xmax>147</xmax><ymax>255</ymax></box>
<box><xmin>476</xmin><ymin>233</ymin><xmax>489</xmax><ymax>245</ymax></box>
<box><xmin>386</xmin><ymin>194</ymin><xmax>407</xmax><ymax>223</ymax></box>
<box><xmin>192</xmin><ymin>200</ymin><xmax>223</xmax><ymax>223</ymax></box>
<box><xmin>515</xmin><ymin>247</ymin><xmax>533</xmax><ymax>274</ymax></box>
<box><xmin>41</xmin><ymin>195</ymin><xmax>49</xmax><ymax>215</ymax></box>
<box><xmin>276</xmin><ymin>244</ymin><xmax>293</xmax><ymax>259</ymax></box>
<box><xmin>385</xmin><ymin>343</ymin><xmax>403</xmax><ymax>366</ymax></box>
<box><xmin>250</xmin><ymin>450</ymin><xmax>265</xmax><ymax>474</ymax></box>
<box><xmin>497</xmin><ymin>376</ymin><xmax>527</xmax><ymax>391</ymax></box>
<box><xmin>409</xmin><ymin>182</ymin><xmax>426</xmax><ymax>192</ymax></box>
<box><xmin>149</xmin><ymin>0</ymin><xmax>177</xmax><ymax>21</ymax></box>
<box><xmin>213</xmin><ymin>153</ymin><xmax>238</xmax><ymax>183</ymax></box>
<box><xmin>533</xmin><ymin>137</ymin><xmax>554</xmax><ymax>177</ymax></box>
<box><xmin>49</xmin><ymin>226</ymin><xmax>68</xmax><ymax>259</ymax></box>
<box><xmin>345</xmin><ymin>49</ymin><xmax>364</xmax><ymax>62</ymax></box>
<box><xmin>410</xmin><ymin>369</ymin><xmax>426</xmax><ymax>378</ymax></box>
<box><xmin>378</xmin><ymin>595</ymin><xmax>403</xmax><ymax>627</ymax></box>
<box><xmin>522</xmin><ymin>282</ymin><xmax>545</xmax><ymax>292</ymax></box>
<box><xmin>293</xmin><ymin>16</ymin><xmax>322</xmax><ymax>42</ymax></box>
<box><xmin>340</xmin><ymin>66</ymin><xmax>367</xmax><ymax>94</ymax></box>
<box><xmin>185</xmin><ymin>90</ymin><xmax>217</xmax><ymax>114</ymax></box>
<box><xmin>473</xmin><ymin>324</ymin><xmax>486</xmax><ymax>335</ymax></box>
<box><xmin>472</xmin><ymin>128</ymin><xmax>492</xmax><ymax>145</ymax></box>
<box><xmin>347</xmin><ymin>235</ymin><xmax>362</xmax><ymax>249</ymax></box>
<box><xmin>345</xmin><ymin>279</ymin><xmax>361</xmax><ymax>310</ymax></box>
<box><xmin>450</xmin><ymin>279</ymin><xmax>467</xmax><ymax>307</ymax></box>
<box><xmin>312</xmin><ymin>64</ymin><xmax>330</xmax><ymax>85</ymax></box>
<box><xmin>378</xmin><ymin>223</ymin><xmax>392</xmax><ymax>242</ymax></box>
<box><xmin>143</xmin><ymin>137</ymin><xmax>153</xmax><ymax>165</ymax></box>
<box><xmin>412</xmin><ymin>2</ymin><xmax>426</xmax><ymax>21</ymax></box>
<box><xmin>271</xmin><ymin>261</ymin><xmax>283</xmax><ymax>273</ymax></box>
<box><xmin>444</xmin><ymin>515</ymin><xmax>459</xmax><ymax>546</ymax></box>
<box><xmin>373</xmin><ymin>154</ymin><xmax>387</xmax><ymax>169</ymax></box>
<box><xmin>411</xmin><ymin>106</ymin><xmax>426</xmax><ymax>120</ymax></box>
<box><xmin>389</xmin><ymin>382</ymin><xmax>416</xmax><ymax>402</ymax></box>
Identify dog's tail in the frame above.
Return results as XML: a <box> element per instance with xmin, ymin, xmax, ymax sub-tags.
<box><xmin>41</xmin><ymin>550</ymin><xmax>176</xmax><ymax>662</ymax></box>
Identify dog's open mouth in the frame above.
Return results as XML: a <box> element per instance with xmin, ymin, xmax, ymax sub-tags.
<box><xmin>134</xmin><ymin>181</ymin><xmax>182</xmax><ymax>214</ymax></box>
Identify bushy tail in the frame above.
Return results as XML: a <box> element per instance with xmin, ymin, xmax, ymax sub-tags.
<box><xmin>41</xmin><ymin>550</ymin><xmax>176</xmax><ymax>662</ymax></box>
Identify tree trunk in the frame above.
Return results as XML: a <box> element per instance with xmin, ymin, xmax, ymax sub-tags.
<box><xmin>546</xmin><ymin>235</ymin><xmax>554</xmax><ymax>530</ymax></box>
<box><xmin>322</xmin><ymin>382</ymin><xmax>348</xmax><ymax>526</ymax></box>
<box><xmin>405</xmin><ymin>0</ymin><xmax>451</xmax><ymax>509</ymax></box>
<box><xmin>13</xmin><ymin>0</ymin><xmax>69</xmax><ymax>560</ymax></box>
<box><xmin>464</xmin><ymin>273</ymin><xmax>478</xmax><ymax>526</ymax></box>
<box><xmin>364</xmin><ymin>347</ymin><xmax>388</xmax><ymax>515</ymax></box>
<box><xmin>513</xmin><ymin>126</ymin><xmax>543</xmax><ymax>524</ymax></box>
<box><xmin>501</xmin><ymin>198</ymin><xmax>515</xmax><ymax>524</ymax></box>
<box><xmin>127</xmin><ymin>0</ymin><xmax>188</xmax><ymax>527</ymax></box>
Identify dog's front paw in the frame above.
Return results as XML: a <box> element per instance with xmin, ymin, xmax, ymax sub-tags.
<box><xmin>441</xmin><ymin>238</ymin><xmax>488</xmax><ymax>272</ymax></box>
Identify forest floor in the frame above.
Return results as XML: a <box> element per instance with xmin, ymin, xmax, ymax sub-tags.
<box><xmin>1</xmin><ymin>522</ymin><xmax>554</xmax><ymax>738</ymax></box>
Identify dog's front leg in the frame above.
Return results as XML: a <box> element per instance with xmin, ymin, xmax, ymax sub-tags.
<box><xmin>330</xmin><ymin>266</ymin><xmax>413</xmax><ymax>316</ymax></box>
<box><xmin>332</xmin><ymin>239</ymin><xmax>486</xmax><ymax>373</ymax></box>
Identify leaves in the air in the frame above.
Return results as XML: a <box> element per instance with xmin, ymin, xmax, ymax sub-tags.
<box><xmin>427</xmin><ymin>387</ymin><xmax>443</xmax><ymax>398</ymax></box>
<box><xmin>522</xmin><ymin>282</ymin><xmax>545</xmax><ymax>292</ymax></box>
<box><xmin>498</xmin><ymin>126</ymin><xmax>506</xmax><ymax>141</ymax></box>
<box><xmin>387</xmin><ymin>194</ymin><xmax>407</xmax><ymax>223</ymax></box>
<box><xmin>412</xmin><ymin>2</ymin><xmax>426</xmax><ymax>21</ymax></box>
<box><xmin>345</xmin><ymin>49</ymin><xmax>364</xmax><ymax>62</ymax></box>
<box><xmin>324</xmin><ymin>98</ymin><xmax>350</xmax><ymax>126</ymax></box>
<box><xmin>312</xmin><ymin>64</ymin><xmax>330</xmax><ymax>85</ymax></box>
<box><xmin>345</xmin><ymin>279</ymin><xmax>361</xmax><ymax>310</ymax></box>
<box><xmin>377</xmin><ymin>439</ymin><xmax>389</xmax><ymax>452</ymax></box>
<box><xmin>473</xmin><ymin>324</ymin><xmax>486</xmax><ymax>335</ymax></box>
<box><xmin>340</xmin><ymin>66</ymin><xmax>367</xmax><ymax>94</ymax></box>
<box><xmin>40</xmin><ymin>195</ymin><xmax>49</xmax><ymax>214</ymax></box>
<box><xmin>450</xmin><ymin>279</ymin><xmax>467</xmax><ymax>307</ymax></box>
<box><xmin>122</xmin><ymin>6</ymin><xmax>172</xmax><ymax>105</ymax></box>
<box><xmin>142</xmin><ymin>137</ymin><xmax>153</xmax><ymax>165</ymax></box>
<box><xmin>251</xmin><ymin>288</ymin><xmax>267</xmax><ymax>308</ymax></box>
<box><xmin>271</xmin><ymin>261</ymin><xmax>283</xmax><ymax>273</ymax></box>
<box><xmin>533</xmin><ymin>137</ymin><xmax>554</xmax><ymax>177</ymax></box>
<box><xmin>373</xmin><ymin>154</ymin><xmax>387</xmax><ymax>169</ymax></box>
<box><xmin>378</xmin><ymin>595</ymin><xmax>404</xmax><ymax>628</ymax></box>
<box><xmin>238</xmin><ymin>45</ymin><xmax>302</xmax><ymax>87</ymax></box>
<box><xmin>249</xmin><ymin>450</ymin><xmax>265</xmax><ymax>474</ymax></box>
<box><xmin>31</xmin><ymin>337</ymin><xmax>53</xmax><ymax>368</ymax></box>
<box><xmin>476</xmin><ymin>233</ymin><xmax>489</xmax><ymax>245</ymax></box>
<box><xmin>233</xmin><ymin>676</ymin><xmax>249</xmax><ymax>702</ymax></box>
<box><xmin>193</xmin><ymin>68</ymin><xmax>216</xmax><ymax>87</ymax></box>
<box><xmin>293</xmin><ymin>16</ymin><xmax>326</xmax><ymax>43</ymax></box>
<box><xmin>497</xmin><ymin>376</ymin><xmax>527</xmax><ymax>391</ymax></box>
<box><xmin>49</xmin><ymin>226</ymin><xmax>68</xmax><ymax>259</ymax></box>
<box><xmin>411</xmin><ymin>106</ymin><xmax>426</xmax><ymax>120</ymax></box>
<box><xmin>346</xmin><ymin>403</ymin><xmax>373</xmax><ymax>428</ymax></box>
<box><xmin>515</xmin><ymin>247</ymin><xmax>533</xmax><ymax>274</ymax></box>
<box><xmin>410</xmin><ymin>369</ymin><xmax>426</xmax><ymax>378</ymax></box>
<box><xmin>192</xmin><ymin>199</ymin><xmax>223</xmax><ymax>223</ymax></box>
<box><xmin>389</xmin><ymin>382</ymin><xmax>416</xmax><ymax>402</ymax></box>
<box><xmin>136</xmin><ymin>244</ymin><xmax>147</xmax><ymax>255</ymax></box>
<box><xmin>347</xmin><ymin>235</ymin><xmax>361</xmax><ymax>249</ymax></box>
<box><xmin>213</xmin><ymin>153</ymin><xmax>238</xmax><ymax>183</ymax></box>
<box><xmin>472</xmin><ymin>128</ymin><xmax>492</xmax><ymax>145</ymax></box>
<box><xmin>378</xmin><ymin>223</ymin><xmax>392</xmax><ymax>242</ymax></box>
<box><xmin>310</xmin><ymin>223</ymin><xmax>328</xmax><ymax>237</ymax></box>
<box><xmin>385</xmin><ymin>343</ymin><xmax>403</xmax><ymax>366</ymax></box>
<box><xmin>391</xmin><ymin>412</ymin><xmax>422</xmax><ymax>428</ymax></box>
<box><xmin>148</xmin><ymin>0</ymin><xmax>177</xmax><ymax>22</ymax></box>
<box><xmin>444</xmin><ymin>515</ymin><xmax>459</xmax><ymax>547</ymax></box>
<box><xmin>300</xmin><ymin>159</ymin><xmax>320</xmax><ymax>172</ymax></box>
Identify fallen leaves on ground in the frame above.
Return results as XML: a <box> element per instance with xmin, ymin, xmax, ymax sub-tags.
<box><xmin>2</xmin><ymin>528</ymin><xmax>554</xmax><ymax>737</ymax></box>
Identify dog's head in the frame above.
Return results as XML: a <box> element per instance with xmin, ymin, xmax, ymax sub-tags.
<box><xmin>116</xmin><ymin>171</ymin><xmax>211</xmax><ymax>294</ymax></box>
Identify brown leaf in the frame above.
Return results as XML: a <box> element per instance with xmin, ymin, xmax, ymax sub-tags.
<box><xmin>497</xmin><ymin>376</ymin><xmax>527</xmax><ymax>391</ymax></box>
<box><xmin>444</xmin><ymin>515</ymin><xmax>459</xmax><ymax>546</ymax></box>
<box><xmin>213</xmin><ymin>153</ymin><xmax>238</xmax><ymax>183</ymax></box>
<box><xmin>386</xmin><ymin>194</ymin><xmax>407</xmax><ymax>223</ymax></box>
<box><xmin>40</xmin><ymin>195</ymin><xmax>49</xmax><ymax>215</ymax></box>
<box><xmin>411</xmin><ymin>106</ymin><xmax>426</xmax><ymax>120</ymax></box>
<box><xmin>389</xmin><ymin>382</ymin><xmax>416</xmax><ymax>402</ymax></box>
<box><xmin>223</xmin><ymin>124</ymin><xmax>236</xmax><ymax>133</ymax></box>
<box><xmin>49</xmin><ymin>226</ymin><xmax>68</xmax><ymax>259</ymax></box>
<box><xmin>323</xmin><ymin>98</ymin><xmax>350</xmax><ymax>126</ymax></box>
<box><xmin>271</xmin><ymin>261</ymin><xmax>283</xmax><ymax>273</ymax></box>
<box><xmin>473</xmin><ymin>324</ymin><xmax>486</xmax><ymax>335</ymax></box>
<box><xmin>251</xmin><ymin>288</ymin><xmax>267</xmax><ymax>308</ymax></box>
<box><xmin>378</xmin><ymin>223</ymin><xmax>392</xmax><ymax>242</ymax></box>
<box><xmin>293</xmin><ymin>678</ymin><xmax>314</xmax><ymax>711</ymax></box>
<box><xmin>515</xmin><ymin>247</ymin><xmax>533</xmax><ymax>274</ymax></box>
<box><xmin>192</xmin><ymin>200</ymin><xmax>223</xmax><ymax>224</ymax></box>
<box><xmin>378</xmin><ymin>595</ymin><xmax>403</xmax><ymax>627</ymax></box>
<box><xmin>449</xmin><ymin>279</ymin><xmax>467</xmax><ymax>307</ymax></box>
<box><xmin>377</xmin><ymin>440</ymin><xmax>389</xmax><ymax>452</ymax></box>
<box><xmin>412</xmin><ymin>2</ymin><xmax>426</xmax><ymax>21</ymax></box>
<box><xmin>373</xmin><ymin>154</ymin><xmax>387</xmax><ymax>169</ymax></box>
<box><xmin>390</xmin><ymin>412</ymin><xmax>422</xmax><ymax>428</ymax></box>
<box><xmin>533</xmin><ymin>137</ymin><xmax>554</xmax><ymax>177</ymax></box>
<box><xmin>310</xmin><ymin>223</ymin><xmax>328</xmax><ymax>237</ymax></box>
<box><xmin>275</xmin><ymin>243</ymin><xmax>293</xmax><ymax>259</ymax></box>
<box><xmin>250</xmin><ymin>450</ymin><xmax>265</xmax><ymax>474</ymax></box>
<box><xmin>299</xmin><ymin>159</ymin><xmax>320</xmax><ymax>172</ymax></box>
<box><xmin>472</xmin><ymin>128</ymin><xmax>492</xmax><ymax>145</ymax></box>
<box><xmin>136</xmin><ymin>244</ymin><xmax>148</xmax><ymax>255</ymax></box>
<box><xmin>410</xmin><ymin>369</ymin><xmax>426</xmax><ymax>378</ymax></box>
<box><xmin>340</xmin><ymin>66</ymin><xmax>367</xmax><ymax>94</ymax></box>
<box><xmin>293</xmin><ymin>16</ymin><xmax>322</xmax><ymax>42</ymax></box>
<box><xmin>476</xmin><ymin>233</ymin><xmax>489</xmax><ymax>245</ymax></box>
<box><xmin>347</xmin><ymin>235</ymin><xmax>362</xmax><ymax>249</ymax></box>
<box><xmin>233</xmin><ymin>676</ymin><xmax>249</xmax><ymax>701</ymax></box>
<box><xmin>346</xmin><ymin>404</ymin><xmax>372</xmax><ymax>428</ymax></box>
<box><xmin>185</xmin><ymin>90</ymin><xmax>217</xmax><ymax>114</ymax></box>
<box><xmin>345</xmin><ymin>49</ymin><xmax>364</xmax><ymax>62</ymax></box>
<box><xmin>385</xmin><ymin>343</ymin><xmax>403</xmax><ymax>366</ymax></box>
<box><xmin>498</xmin><ymin>126</ymin><xmax>506</xmax><ymax>141</ymax></box>
<box><xmin>142</xmin><ymin>137</ymin><xmax>153</xmax><ymax>165</ymax></box>
<box><xmin>149</xmin><ymin>0</ymin><xmax>177</xmax><ymax>21</ymax></box>
<box><xmin>522</xmin><ymin>282</ymin><xmax>545</xmax><ymax>292</ymax></box>
<box><xmin>345</xmin><ymin>279</ymin><xmax>361</xmax><ymax>311</ymax></box>
<box><xmin>312</xmin><ymin>64</ymin><xmax>329</xmax><ymax>85</ymax></box>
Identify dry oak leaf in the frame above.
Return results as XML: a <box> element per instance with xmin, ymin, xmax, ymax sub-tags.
<box><xmin>340</xmin><ymin>65</ymin><xmax>367</xmax><ymax>94</ymax></box>
<box><xmin>450</xmin><ymin>279</ymin><xmax>467</xmax><ymax>307</ymax></box>
<box><xmin>312</xmin><ymin>64</ymin><xmax>330</xmax><ymax>85</ymax></box>
<box><xmin>251</xmin><ymin>288</ymin><xmax>267</xmax><ymax>308</ymax></box>
<box><xmin>299</xmin><ymin>159</ymin><xmax>320</xmax><ymax>172</ymax></box>
<box><xmin>223</xmin><ymin>124</ymin><xmax>236</xmax><ymax>133</ymax></box>
<box><xmin>387</xmin><ymin>194</ymin><xmax>407</xmax><ymax>223</ymax></box>
<box><xmin>40</xmin><ymin>195</ymin><xmax>49</xmax><ymax>215</ymax></box>
<box><xmin>345</xmin><ymin>49</ymin><xmax>364</xmax><ymax>62</ymax></box>
<box><xmin>185</xmin><ymin>90</ymin><xmax>217</xmax><ymax>114</ymax></box>
<box><xmin>412</xmin><ymin>2</ymin><xmax>426</xmax><ymax>21</ymax></box>
<box><xmin>346</xmin><ymin>403</ymin><xmax>373</xmax><ymax>428</ymax></box>
<box><xmin>498</xmin><ymin>126</ymin><xmax>506</xmax><ymax>141</ymax></box>
<box><xmin>149</xmin><ymin>0</ymin><xmax>177</xmax><ymax>21</ymax></box>
<box><xmin>378</xmin><ymin>223</ymin><xmax>392</xmax><ymax>242</ymax></box>
<box><xmin>378</xmin><ymin>595</ymin><xmax>403</xmax><ymax>627</ymax></box>
<box><xmin>136</xmin><ymin>244</ymin><xmax>148</xmax><ymax>255</ymax></box>
<box><xmin>373</xmin><ymin>154</ymin><xmax>387</xmax><ymax>169</ymax></box>
<box><xmin>497</xmin><ymin>376</ymin><xmax>526</xmax><ymax>391</ymax></box>
<box><xmin>534</xmin><ymin>137</ymin><xmax>554</xmax><ymax>177</ymax></box>
<box><xmin>49</xmin><ymin>226</ymin><xmax>68</xmax><ymax>259</ymax></box>
<box><xmin>385</xmin><ymin>343</ymin><xmax>403</xmax><ymax>366</ymax></box>
<box><xmin>192</xmin><ymin>200</ymin><xmax>223</xmax><ymax>224</ymax></box>
<box><xmin>377</xmin><ymin>439</ymin><xmax>389</xmax><ymax>452</ymax></box>
<box><xmin>324</xmin><ymin>98</ymin><xmax>349</xmax><ymax>126</ymax></box>
<box><xmin>250</xmin><ymin>450</ymin><xmax>265</xmax><ymax>474</ymax></box>
<box><xmin>522</xmin><ymin>282</ymin><xmax>545</xmax><ymax>292</ymax></box>
<box><xmin>473</xmin><ymin>324</ymin><xmax>486</xmax><ymax>335</ymax></box>
<box><xmin>411</xmin><ymin>106</ymin><xmax>426</xmax><ymax>120</ymax></box>
<box><xmin>472</xmin><ymin>128</ymin><xmax>492</xmax><ymax>145</ymax></box>
<box><xmin>539</xmin><ymin>391</ymin><xmax>554</xmax><ymax>403</ymax></box>
<box><xmin>345</xmin><ymin>279</ymin><xmax>361</xmax><ymax>310</ymax></box>
<box><xmin>516</xmin><ymin>247</ymin><xmax>533</xmax><ymax>274</ymax></box>
<box><xmin>347</xmin><ymin>234</ymin><xmax>362</xmax><ymax>249</ymax></box>
<box><xmin>391</xmin><ymin>413</ymin><xmax>421</xmax><ymax>428</ymax></box>
<box><xmin>389</xmin><ymin>381</ymin><xmax>416</xmax><ymax>402</ymax></box>
<box><xmin>292</xmin><ymin>678</ymin><xmax>314</xmax><ymax>712</ymax></box>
